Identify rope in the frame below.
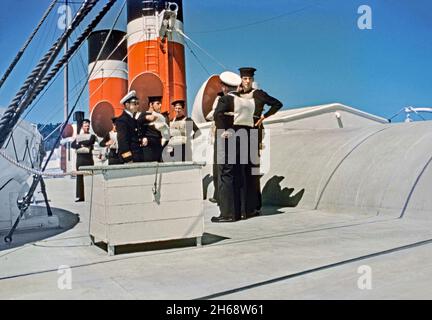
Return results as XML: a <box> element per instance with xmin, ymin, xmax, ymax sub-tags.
<box><xmin>23</xmin><ymin>0</ymin><xmax>119</xmax><ymax>112</ymax></box>
<box><xmin>11</xmin><ymin>0</ymin><xmax>122</xmax><ymax>140</ymax></box>
<box><xmin>152</xmin><ymin>163</ymin><xmax>159</xmax><ymax>196</ymax></box>
<box><xmin>0</xmin><ymin>0</ymin><xmax>99</xmax><ymax>149</ymax></box>
<box><xmin>0</xmin><ymin>0</ymin><xmax>57</xmax><ymax>90</ymax></box>
<box><xmin>0</xmin><ymin>149</ymin><xmax>91</xmax><ymax>177</ymax></box>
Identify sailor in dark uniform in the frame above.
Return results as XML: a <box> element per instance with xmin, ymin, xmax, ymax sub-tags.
<box><xmin>138</xmin><ymin>96</ymin><xmax>170</xmax><ymax>162</ymax></box>
<box><xmin>211</xmin><ymin>72</ymin><xmax>246</xmax><ymax>222</ymax></box>
<box><xmin>116</xmin><ymin>90</ymin><xmax>144</xmax><ymax>163</ymax></box>
<box><xmin>71</xmin><ymin>119</ymin><xmax>96</xmax><ymax>202</ymax></box>
<box><xmin>167</xmin><ymin>99</ymin><xmax>201</xmax><ymax>162</ymax></box>
<box><xmin>238</xmin><ymin>67</ymin><xmax>283</xmax><ymax>215</ymax></box>
<box><xmin>206</xmin><ymin>71</ymin><xmax>242</xmax><ymax>205</ymax></box>
<box><xmin>99</xmin><ymin>117</ymin><xmax>122</xmax><ymax>165</ymax></box>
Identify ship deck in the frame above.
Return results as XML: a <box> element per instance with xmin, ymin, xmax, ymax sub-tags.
<box><xmin>1</xmin><ymin>177</ymin><xmax>432</xmax><ymax>300</ymax></box>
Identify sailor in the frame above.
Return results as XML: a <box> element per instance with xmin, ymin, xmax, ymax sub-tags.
<box><xmin>211</xmin><ymin>71</ymin><xmax>246</xmax><ymax>222</ymax></box>
<box><xmin>206</xmin><ymin>71</ymin><xmax>241</xmax><ymax>205</ymax></box>
<box><xmin>167</xmin><ymin>99</ymin><xmax>201</xmax><ymax>162</ymax></box>
<box><xmin>238</xmin><ymin>67</ymin><xmax>283</xmax><ymax>216</ymax></box>
<box><xmin>116</xmin><ymin>90</ymin><xmax>144</xmax><ymax>163</ymax></box>
<box><xmin>99</xmin><ymin>117</ymin><xmax>121</xmax><ymax>165</ymax></box>
<box><xmin>138</xmin><ymin>96</ymin><xmax>170</xmax><ymax>162</ymax></box>
<box><xmin>71</xmin><ymin>119</ymin><xmax>96</xmax><ymax>202</ymax></box>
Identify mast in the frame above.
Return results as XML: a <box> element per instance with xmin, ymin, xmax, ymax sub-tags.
<box><xmin>64</xmin><ymin>0</ymin><xmax>70</xmax><ymax>169</ymax></box>
<box><xmin>64</xmin><ymin>0</ymin><xmax>69</xmax><ymax>123</ymax></box>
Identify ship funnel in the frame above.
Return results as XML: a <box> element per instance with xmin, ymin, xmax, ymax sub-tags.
<box><xmin>87</xmin><ymin>29</ymin><xmax>128</xmax><ymax>138</ymax></box>
<box><xmin>127</xmin><ymin>0</ymin><xmax>186</xmax><ymax>118</ymax></box>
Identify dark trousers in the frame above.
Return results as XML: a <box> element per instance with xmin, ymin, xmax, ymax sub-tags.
<box><xmin>143</xmin><ymin>143</ymin><xmax>163</xmax><ymax>162</ymax></box>
<box><xmin>107</xmin><ymin>149</ymin><xmax>122</xmax><ymax>165</ymax></box>
<box><xmin>212</xmin><ymin>138</ymin><xmax>219</xmax><ymax>202</ymax></box>
<box><xmin>76</xmin><ymin>154</ymin><xmax>94</xmax><ymax>200</ymax></box>
<box><xmin>218</xmin><ymin>163</ymin><xmax>240</xmax><ymax>219</ymax></box>
<box><xmin>216</xmin><ymin>126</ymin><xmax>261</xmax><ymax>218</ymax></box>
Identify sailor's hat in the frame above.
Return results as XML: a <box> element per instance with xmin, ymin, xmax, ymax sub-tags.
<box><xmin>148</xmin><ymin>96</ymin><xmax>163</xmax><ymax>103</ymax></box>
<box><xmin>171</xmin><ymin>99</ymin><xmax>185</xmax><ymax>107</ymax></box>
<box><xmin>219</xmin><ymin>71</ymin><xmax>241</xmax><ymax>87</ymax></box>
<box><xmin>120</xmin><ymin>90</ymin><xmax>138</xmax><ymax>105</ymax></box>
<box><xmin>239</xmin><ymin>67</ymin><xmax>256</xmax><ymax>77</ymax></box>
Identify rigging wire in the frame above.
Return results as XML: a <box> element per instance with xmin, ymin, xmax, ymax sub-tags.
<box><xmin>176</xmin><ymin>28</ymin><xmax>227</xmax><ymax>70</ymax></box>
<box><xmin>0</xmin><ymin>0</ymin><xmax>58</xmax><ymax>91</ymax></box>
<box><xmin>188</xmin><ymin>3</ymin><xmax>319</xmax><ymax>34</ymax></box>
<box><xmin>36</xmin><ymin>0</ymin><xmax>127</xmax><ymax>133</ymax></box>
<box><xmin>0</xmin><ymin>0</ymin><xmax>101</xmax><ymax>149</ymax></box>
<box><xmin>184</xmin><ymin>40</ymin><xmax>211</xmax><ymax>76</ymax></box>
<box><xmin>16</xmin><ymin>0</ymin><xmax>124</xmax><ymax>133</ymax></box>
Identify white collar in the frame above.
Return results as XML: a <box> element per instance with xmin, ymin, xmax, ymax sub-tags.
<box><xmin>125</xmin><ymin>110</ymin><xmax>141</xmax><ymax>119</ymax></box>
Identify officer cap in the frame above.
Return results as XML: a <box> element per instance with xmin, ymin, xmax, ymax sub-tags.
<box><xmin>120</xmin><ymin>90</ymin><xmax>138</xmax><ymax>105</ymax></box>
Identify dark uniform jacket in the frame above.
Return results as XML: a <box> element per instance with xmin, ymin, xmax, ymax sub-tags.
<box><xmin>99</xmin><ymin>131</ymin><xmax>121</xmax><ymax>165</ymax></box>
<box><xmin>138</xmin><ymin>112</ymin><xmax>170</xmax><ymax>162</ymax></box>
<box><xmin>71</xmin><ymin>133</ymin><xmax>96</xmax><ymax>168</ymax></box>
<box><xmin>248</xmin><ymin>89</ymin><xmax>283</xmax><ymax>120</ymax></box>
<box><xmin>71</xmin><ymin>132</ymin><xmax>96</xmax><ymax>200</ymax></box>
<box><xmin>214</xmin><ymin>94</ymin><xmax>235</xmax><ymax>131</ymax></box>
<box><xmin>116</xmin><ymin>111</ymin><xmax>143</xmax><ymax>163</ymax></box>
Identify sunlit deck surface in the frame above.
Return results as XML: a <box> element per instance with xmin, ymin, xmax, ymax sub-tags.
<box><xmin>1</xmin><ymin>177</ymin><xmax>432</xmax><ymax>300</ymax></box>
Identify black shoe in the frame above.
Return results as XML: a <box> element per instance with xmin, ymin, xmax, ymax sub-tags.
<box><xmin>211</xmin><ymin>216</ymin><xmax>235</xmax><ymax>223</ymax></box>
<box><xmin>75</xmin><ymin>198</ymin><xmax>84</xmax><ymax>203</ymax></box>
<box><xmin>242</xmin><ymin>210</ymin><xmax>260</xmax><ymax>220</ymax></box>
<box><xmin>208</xmin><ymin>198</ymin><xmax>218</xmax><ymax>203</ymax></box>
<box><xmin>249</xmin><ymin>210</ymin><xmax>261</xmax><ymax>218</ymax></box>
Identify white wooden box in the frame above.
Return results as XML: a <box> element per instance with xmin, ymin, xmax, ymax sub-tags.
<box><xmin>82</xmin><ymin>162</ymin><xmax>205</xmax><ymax>255</ymax></box>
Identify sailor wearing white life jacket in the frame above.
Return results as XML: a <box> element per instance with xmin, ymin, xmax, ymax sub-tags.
<box><xmin>167</xmin><ymin>99</ymin><xmax>201</xmax><ymax>162</ymax></box>
<box><xmin>138</xmin><ymin>95</ymin><xmax>170</xmax><ymax>162</ymax></box>
<box><xmin>71</xmin><ymin>119</ymin><xmax>96</xmax><ymax>202</ymax></box>
<box><xmin>237</xmin><ymin>67</ymin><xmax>283</xmax><ymax>217</ymax></box>
<box><xmin>99</xmin><ymin>117</ymin><xmax>121</xmax><ymax>165</ymax></box>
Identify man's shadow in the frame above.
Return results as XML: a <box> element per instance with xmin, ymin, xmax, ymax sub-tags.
<box><xmin>261</xmin><ymin>175</ymin><xmax>305</xmax><ymax>216</ymax></box>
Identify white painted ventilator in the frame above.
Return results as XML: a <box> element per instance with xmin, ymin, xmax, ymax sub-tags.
<box><xmin>82</xmin><ymin>162</ymin><xmax>205</xmax><ymax>256</ymax></box>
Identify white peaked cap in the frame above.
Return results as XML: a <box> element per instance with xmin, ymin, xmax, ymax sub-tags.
<box><xmin>120</xmin><ymin>90</ymin><xmax>138</xmax><ymax>105</ymax></box>
<box><xmin>219</xmin><ymin>71</ymin><xmax>241</xmax><ymax>87</ymax></box>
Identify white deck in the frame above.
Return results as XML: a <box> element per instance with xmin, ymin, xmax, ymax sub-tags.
<box><xmin>1</xmin><ymin>177</ymin><xmax>432</xmax><ymax>299</ymax></box>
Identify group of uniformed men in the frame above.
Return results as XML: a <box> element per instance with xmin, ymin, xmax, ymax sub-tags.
<box><xmin>72</xmin><ymin>66</ymin><xmax>283</xmax><ymax>223</ymax></box>
<box><xmin>115</xmin><ymin>93</ymin><xmax>200</xmax><ymax>164</ymax></box>
<box><xmin>72</xmin><ymin>94</ymin><xmax>200</xmax><ymax>201</ymax></box>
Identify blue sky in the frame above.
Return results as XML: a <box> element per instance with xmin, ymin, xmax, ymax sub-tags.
<box><xmin>1</xmin><ymin>0</ymin><xmax>432</xmax><ymax>124</ymax></box>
